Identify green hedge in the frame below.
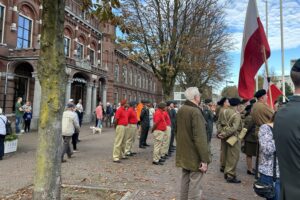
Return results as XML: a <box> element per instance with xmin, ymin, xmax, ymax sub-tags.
<box><xmin>4</xmin><ymin>134</ymin><xmax>18</xmax><ymax>142</ymax></box>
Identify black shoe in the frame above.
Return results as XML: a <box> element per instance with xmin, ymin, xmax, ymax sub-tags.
<box><xmin>159</xmin><ymin>159</ymin><xmax>165</xmax><ymax>163</ymax></box>
<box><xmin>224</xmin><ymin>174</ymin><xmax>228</xmax><ymax>179</ymax></box>
<box><xmin>77</xmin><ymin>139</ymin><xmax>81</xmax><ymax>142</ymax></box>
<box><xmin>220</xmin><ymin>168</ymin><xmax>224</xmax><ymax>173</ymax></box>
<box><xmin>130</xmin><ymin>152</ymin><xmax>137</xmax><ymax>155</ymax></box>
<box><xmin>153</xmin><ymin>161</ymin><xmax>163</xmax><ymax>165</ymax></box>
<box><xmin>226</xmin><ymin>177</ymin><xmax>241</xmax><ymax>184</ymax></box>
<box><xmin>139</xmin><ymin>145</ymin><xmax>146</xmax><ymax>149</ymax></box>
<box><xmin>122</xmin><ymin>157</ymin><xmax>129</xmax><ymax>160</ymax></box>
<box><xmin>127</xmin><ymin>153</ymin><xmax>134</xmax><ymax>156</ymax></box>
<box><xmin>247</xmin><ymin>170</ymin><xmax>255</xmax><ymax>175</ymax></box>
<box><xmin>113</xmin><ymin>160</ymin><xmax>121</xmax><ymax>163</ymax></box>
<box><xmin>0</xmin><ymin>157</ymin><xmax>3</xmax><ymax>160</ymax></box>
<box><xmin>144</xmin><ymin>144</ymin><xmax>150</xmax><ymax>147</ymax></box>
<box><xmin>61</xmin><ymin>159</ymin><xmax>67</xmax><ymax>163</ymax></box>
<box><xmin>161</xmin><ymin>156</ymin><xmax>167</xmax><ymax>160</ymax></box>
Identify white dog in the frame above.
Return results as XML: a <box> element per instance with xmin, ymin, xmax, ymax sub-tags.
<box><xmin>90</xmin><ymin>126</ymin><xmax>102</xmax><ymax>134</ymax></box>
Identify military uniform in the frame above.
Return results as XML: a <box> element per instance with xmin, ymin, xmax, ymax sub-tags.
<box><xmin>216</xmin><ymin>106</ymin><xmax>227</xmax><ymax>170</ymax></box>
<box><xmin>217</xmin><ymin>107</ymin><xmax>242</xmax><ymax>180</ymax></box>
<box><xmin>243</xmin><ymin>114</ymin><xmax>257</xmax><ymax>156</ymax></box>
<box><xmin>251</xmin><ymin>101</ymin><xmax>274</xmax><ymax>134</ymax></box>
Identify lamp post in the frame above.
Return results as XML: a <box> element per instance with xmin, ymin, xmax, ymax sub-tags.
<box><xmin>226</xmin><ymin>80</ymin><xmax>234</xmax><ymax>87</ymax></box>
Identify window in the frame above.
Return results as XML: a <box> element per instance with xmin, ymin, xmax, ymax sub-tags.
<box><xmin>75</xmin><ymin>42</ymin><xmax>84</xmax><ymax>60</ymax></box>
<box><xmin>114</xmin><ymin>64</ymin><xmax>119</xmax><ymax>82</ymax></box>
<box><xmin>114</xmin><ymin>92</ymin><xmax>119</xmax><ymax>104</ymax></box>
<box><xmin>0</xmin><ymin>5</ymin><xmax>5</xmax><ymax>43</ymax></box>
<box><xmin>123</xmin><ymin>66</ymin><xmax>127</xmax><ymax>84</ymax></box>
<box><xmin>128</xmin><ymin>69</ymin><xmax>132</xmax><ymax>85</ymax></box>
<box><xmin>64</xmin><ymin>37</ymin><xmax>71</xmax><ymax>57</ymax></box>
<box><xmin>134</xmin><ymin>72</ymin><xmax>137</xmax><ymax>87</ymax></box>
<box><xmin>153</xmin><ymin>82</ymin><xmax>156</xmax><ymax>92</ymax></box>
<box><xmin>17</xmin><ymin>15</ymin><xmax>32</xmax><ymax>48</ymax></box>
<box><xmin>138</xmin><ymin>74</ymin><xmax>141</xmax><ymax>88</ymax></box>
<box><xmin>89</xmin><ymin>48</ymin><xmax>95</xmax><ymax>65</ymax></box>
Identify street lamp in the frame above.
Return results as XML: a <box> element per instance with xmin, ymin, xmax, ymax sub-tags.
<box><xmin>226</xmin><ymin>80</ymin><xmax>234</xmax><ymax>87</ymax></box>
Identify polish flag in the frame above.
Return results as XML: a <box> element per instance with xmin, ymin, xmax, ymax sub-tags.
<box><xmin>238</xmin><ymin>0</ymin><xmax>270</xmax><ymax>100</ymax></box>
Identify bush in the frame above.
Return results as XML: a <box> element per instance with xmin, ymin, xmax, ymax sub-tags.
<box><xmin>4</xmin><ymin>134</ymin><xmax>18</xmax><ymax>142</ymax></box>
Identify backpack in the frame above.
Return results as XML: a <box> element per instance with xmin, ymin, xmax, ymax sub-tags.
<box><xmin>0</xmin><ymin>116</ymin><xmax>12</xmax><ymax>135</ymax></box>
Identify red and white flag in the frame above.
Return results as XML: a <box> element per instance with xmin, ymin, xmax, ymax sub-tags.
<box><xmin>267</xmin><ymin>84</ymin><xmax>283</xmax><ymax>107</ymax></box>
<box><xmin>238</xmin><ymin>0</ymin><xmax>271</xmax><ymax>100</ymax></box>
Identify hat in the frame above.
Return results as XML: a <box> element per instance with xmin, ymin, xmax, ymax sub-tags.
<box><xmin>66</xmin><ymin>103</ymin><xmax>75</xmax><ymax>108</ymax></box>
<box><xmin>69</xmin><ymin>99</ymin><xmax>74</xmax><ymax>102</ymax></box>
<box><xmin>254</xmin><ymin>89</ymin><xmax>267</xmax><ymax>99</ymax></box>
<box><xmin>229</xmin><ymin>98</ymin><xmax>241</xmax><ymax>106</ymax></box>
<box><xmin>217</xmin><ymin>97</ymin><xmax>227</xmax><ymax>106</ymax></box>
<box><xmin>292</xmin><ymin>59</ymin><xmax>300</xmax><ymax>72</ymax></box>
<box><xmin>245</xmin><ymin>104</ymin><xmax>252</xmax><ymax>112</ymax></box>
<box><xmin>157</xmin><ymin>102</ymin><xmax>167</xmax><ymax>109</ymax></box>
<box><xmin>204</xmin><ymin>99</ymin><xmax>212</xmax><ymax>104</ymax></box>
<box><xmin>120</xmin><ymin>99</ymin><xmax>127</xmax><ymax>106</ymax></box>
<box><xmin>166</xmin><ymin>100</ymin><xmax>174</xmax><ymax>106</ymax></box>
<box><xmin>129</xmin><ymin>101</ymin><xmax>137</xmax><ymax>107</ymax></box>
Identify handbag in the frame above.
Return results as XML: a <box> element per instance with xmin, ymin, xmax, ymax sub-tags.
<box><xmin>253</xmin><ymin>125</ymin><xmax>276</xmax><ymax>198</ymax></box>
<box><xmin>0</xmin><ymin>116</ymin><xmax>12</xmax><ymax>135</ymax></box>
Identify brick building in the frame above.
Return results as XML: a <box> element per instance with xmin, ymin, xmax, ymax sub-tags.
<box><xmin>0</xmin><ymin>0</ymin><xmax>162</xmax><ymax>129</ymax></box>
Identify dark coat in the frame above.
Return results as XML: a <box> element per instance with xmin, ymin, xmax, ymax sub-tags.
<box><xmin>176</xmin><ymin>100</ymin><xmax>210</xmax><ymax>172</ymax></box>
<box><xmin>140</xmin><ymin>107</ymin><xmax>150</xmax><ymax>127</ymax></box>
<box><xmin>243</xmin><ymin>114</ymin><xmax>256</xmax><ymax>143</ymax></box>
<box><xmin>274</xmin><ymin>96</ymin><xmax>300</xmax><ymax>200</ymax></box>
<box><xmin>202</xmin><ymin>105</ymin><xmax>214</xmax><ymax>142</ymax></box>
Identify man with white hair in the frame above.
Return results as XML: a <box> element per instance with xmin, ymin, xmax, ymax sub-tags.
<box><xmin>176</xmin><ymin>87</ymin><xmax>210</xmax><ymax>199</ymax></box>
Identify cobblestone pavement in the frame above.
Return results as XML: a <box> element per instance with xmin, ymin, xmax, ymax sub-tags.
<box><xmin>0</xmin><ymin>125</ymin><xmax>262</xmax><ymax>200</ymax></box>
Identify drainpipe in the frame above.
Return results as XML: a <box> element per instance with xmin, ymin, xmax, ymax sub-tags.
<box><xmin>3</xmin><ymin>61</ymin><xmax>12</xmax><ymax>113</ymax></box>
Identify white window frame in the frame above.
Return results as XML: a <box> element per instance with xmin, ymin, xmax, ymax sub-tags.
<box><xmin>17</xmin><ymin>14</ymin><xmax>33</xmax><ymax>49</ymax></box>
<box><xmin>64</xmin><ymin>36</ymin><xmax>71</xmax><ymax>57</ymax></box>
<box><xmin>114</xmin><ymin>64</ymin><xmax>119</xmax><ymax>82</ymax></box>
<box><xmin>123</xmin><ymin>66</ymin><xmax>128</xmax><ymax>84</ymax></box>
<box><xmin>88</xmin><ymin>47</ymin><xmax>95</xmax><ymax>65</ymax></box>
<box><xmin>75</xmin><ymin>41</ymin><xmax>84</xmax><ymax>60</ymax></box>
<box><xmin>0</xmin><ymin>4</ymin><xmax>6</xmax><ymax>44</ymax></box>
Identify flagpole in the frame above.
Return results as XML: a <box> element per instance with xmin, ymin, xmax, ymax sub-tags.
<box><xmin>280</xmin><ymin>0</ymin><xmax>286</xmax><ymax>103</ymax></box>
<box><xmin>262</xmin><ymin>46</ymin><xmax>273</xmax><ymax>109</ymax></box>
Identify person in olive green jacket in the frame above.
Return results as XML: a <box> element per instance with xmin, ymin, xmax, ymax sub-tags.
<box><xmin>216</xmin><ymin>97</ymin><xmax>230</xmax><ymax>172</ymax></box>
<box><xmin>217</xmin><ymin>98</ymin><xmax>243</xmax><ymax>183</ymax></box>
<box><xmin>176</xmin><ymin>87</ymin><xmax>210</xmax><ymax>200</ymax></box>
<box><xmin>242</xmin><ymin>104</ymin><xmax>257</xmax><ymax>175</ymax></box>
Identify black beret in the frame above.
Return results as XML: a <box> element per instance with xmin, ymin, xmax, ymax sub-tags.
<box><xmin>245</xmin><ymin>104</ymin><xmax>252</xmax><ymax>112</ymax></box>
<box><xmin>217</xmin><ymin>97</ymin><xmax>227</xmax><ymax>106</ymax></box>
<box><xmin>166</xmin><ymin>100</ymin><xmax>173</xmax><ymax>106</ymax></box>
<box><xmin>254</xmin><ymin>89</ymin><xmax>267</xmax><ymax>99</ymax></box>
<box><xmin>157</xmin><ymin>102</ymin><xmax>166</xmax><ymax>109</ymax></box>
<box><xmin>292</xmin><ymin>59</ymin><xmax>300</xmax><ymax>72</ymax></box>
<box><xmin>129</xmin><ymin>101</ymin><xmax>137</xmax><ymax>107</ymax></box>
<box><xmin>229</xmin><ymin>98</ymin><xmax>241</xmax><ymax>106</ymax></box>
<box><xmin>204</xmin><ymin>99</ymin><xmax>212</xmax><ymax>104</ymax></box>
<box><xmin>250</xmin><ymin>99</ymin><xmax>257</xmax><ymax>105</ymax></box>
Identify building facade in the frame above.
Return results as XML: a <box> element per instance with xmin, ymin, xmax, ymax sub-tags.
<box><xmin>0</xmin><ymin>0</ymin><xmax>162</xmax><ymax>129</ymax></box>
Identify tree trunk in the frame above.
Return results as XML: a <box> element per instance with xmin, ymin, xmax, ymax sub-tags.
<box><xmin>33</xmin><ymin>0</ymin><xmax>66</xmax><ymax>199</ymax></box>
<box><xmin>161</xmin><ymin>79</ymin><xmax>175</xmax><ymax>100</ymax></box>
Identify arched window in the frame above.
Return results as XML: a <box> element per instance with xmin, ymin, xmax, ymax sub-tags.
<box><xmin>128</xmin><ymin>69</ymin><xmax>133</xmax><ymax>85</ymax></box>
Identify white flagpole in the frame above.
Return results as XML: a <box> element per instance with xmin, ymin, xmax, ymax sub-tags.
<box><xmin>280</xmin><ymin>0</ymin><xmax>286</xmax><ymax>102</ymax></box>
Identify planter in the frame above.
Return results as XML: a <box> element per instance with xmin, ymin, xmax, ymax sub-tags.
<box><xmin>4</xmin><ymin>139</ymin><xmax>18</xmax><ymax>154</ymax></box>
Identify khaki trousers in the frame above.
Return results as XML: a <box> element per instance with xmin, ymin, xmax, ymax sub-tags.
<box><xmin>224</xmin><ymin>140</ymin><xmax>240</xmax><ymax>178</ymax></box>
<box><xmin>162</xmin><ymin>126</ymin><xmax>171</xmax><ymax>156</ymax></box>
<box><xmin>112</xmin><ymin>125</ymin><xmax>127</xmax><ymax>161</ymax></box>
<box><xmin>152</xmin><ymin>130</ymin><xmax>165</xmax><ymax>162</ymax></box>
<box><xmin>124</xmin><ymin>124</ymin><xmax>137</xmax><ymax>155</ymax></box>
<box><xmin>180</xmin><ymin>168</ymin><xmax>204</xmax><ymax>200</ymax></box>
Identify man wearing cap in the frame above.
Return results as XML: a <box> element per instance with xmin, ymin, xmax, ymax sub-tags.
<box><xmin>151</xmin><ymin>102</ymin><xmax>167</xmax><ymax>165</ymax></box>
<box><xmin>61</xmin><ymin>103</ymin><xmax>80</xmax><ymax>162</ymax></box>
<box><xmin>167</xmin><ymin>101</ymin><xmax>177</xmax><ymax>155</ymax></box>
<box><xmin>112</xmin><ymin>99</ymin><xmax>129</xmax><ymax>163</ymax></box>
<box><xmin>124</xmin><ymin>101</ymin><xmax>138</xmax><ymax>157</ymax></box>
<box><xmin>216</xmin><ymin>97</ymin><xmax>230</xmax><ymax>172</ymax></box>
<box><xmin>274</xmin><ymin>59</ymin><xmax>300</xmax><ymax>200</ymax></box>
<box><xmin>217</xmin><ymin>98</ymin><xmax>243</xmax><ymax>183</ymax></box>
<box><xmin>203</xmin><ymin>99</ymin><xmax>215</xmax><ymax>144</ymax></box>
<box><xmin>251</xmin><ymin>89</ymin><xmax>274</xmax><ymax>134</ymax></box>
<box><xmin>161</xmin><ymin>105</ymin><xmax>171</xmax><ymax>159</ymax></box>
<box><xmin>176</xmin><ymin>87</ymin><xmax>210</xmax><ymax>199</ymax></box>
<box><xmin>139</xmin><ymin>100</ymin><xmax>150</xmax><ymax>148</ymax></box>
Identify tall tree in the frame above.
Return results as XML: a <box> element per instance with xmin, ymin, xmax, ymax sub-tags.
<box><xmin>121</xmin><ymin>0</ymin><xmax>223</xmax><ymax>99</ymax></box>
<box><xmin>221</xmin><ymin>86</ymin><xmax>239</xmax><ymax>98</ymax></box>
<box><xmin>177</xmin><ymin>0</ymin><xmax>231</xmax><ymax>91</ymax></box>
<box><xmin>33</xmin><ymin>0</ymin><xmax>66</xmax><ymax>199</ymax></box>
<box><xmin>33</xmin><ymin>1</ymin><xmax>120</xmax><ymax>199</ymax></box>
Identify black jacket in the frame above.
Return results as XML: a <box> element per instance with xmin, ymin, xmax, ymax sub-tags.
<box><xmin>140</xmin><ymin>107</ymin><xmax>150</xmax><ymax>127</ymax></box>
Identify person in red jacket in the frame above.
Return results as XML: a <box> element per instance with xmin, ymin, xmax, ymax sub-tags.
<box><xmin>112</xmin><ymin>99</ymin><xmax>128</xmax><ymax>163</ymax></box>
<box><xmin>151</xmin><ymin>102</ymin><xmax>167</xmax><ymax>165</ymax></box>
<box><xmin>125</xmin><ymin>101</ymin><xmax>138</xmax><ymax>156</ymax></box>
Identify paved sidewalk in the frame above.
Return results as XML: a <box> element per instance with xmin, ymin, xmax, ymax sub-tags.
<box><xmin>0</xmin><ymin>125</ymin><xmax>262</xmax><ymax>199</ymax></box>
